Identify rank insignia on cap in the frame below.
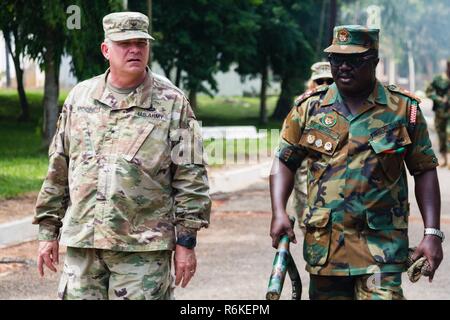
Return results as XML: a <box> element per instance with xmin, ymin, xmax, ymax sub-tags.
<box><xmin>338</xmin><ymin>29</ymin><xmax>350</xmax><ymax>43</ymax></box>
<box><xmin>321</xmin><ymin>114</ymin><xmax>337</xmax><ymax>127</ymax></box>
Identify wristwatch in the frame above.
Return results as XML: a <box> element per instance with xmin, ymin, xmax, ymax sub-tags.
<box><xmin>424</xmin><ymin>228</ymin><xmax>445</xmax><ymax>242</ymax></box>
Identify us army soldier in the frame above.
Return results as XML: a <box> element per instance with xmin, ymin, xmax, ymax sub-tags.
<box><xmin>33</xmin><ymin>12</ymin><xmax>211</xmax><ymax>300</ymax></box>
<box><xmin>270</xmin><ymin>25</ymin><xmax>444</xmax><ymax>300</ymax></box>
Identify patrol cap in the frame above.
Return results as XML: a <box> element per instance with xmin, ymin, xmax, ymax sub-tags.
<box><xmin>324</xmin><ymin>25</ymin><xmax>379</xmax><ymax>54</ymax></box>
<box><xmin>103</xmin><ymin>12</ymin><xmax>154</xmax><ymax>41</ymax></box>
<box><xmin>310</xmin><ymin>62</ymin><xmax>332</xmax><ymax>81</ymax></box>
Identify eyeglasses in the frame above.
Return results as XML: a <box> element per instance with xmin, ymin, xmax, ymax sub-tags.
<box><xmin>328</xmin><ymin>54</ymin><xmax>376</xmax><ymax>69</ymax></box>
<box><xmin>315</xmin><ymin>78</ymin><xmax>333</xmax><ymax>85</ymax></box>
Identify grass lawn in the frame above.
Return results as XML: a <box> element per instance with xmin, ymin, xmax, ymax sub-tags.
<box><xmin>0</xmin><ymin>89</ymin><xmax>68</xmax><ymax>199</ymax></box>
<box><xmin>0</xmin><ymin>90</ymin><xmax>283</xmax><ymax>199</ymax></box>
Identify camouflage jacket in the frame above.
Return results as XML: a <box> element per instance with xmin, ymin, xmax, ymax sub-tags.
<box><xmin>277</xmin><ymin>81</ymin><xmax>438</xmax><ymax>276</ymax></box>
<box><xmin>426</xmin><ymin>74</ymin><xmax>450</xmax><ymax>115</ymax></box>
<box><xmin>33</xmin><ymin>69</ymin><xmax>211</xmax><ymax>251</ymax></box>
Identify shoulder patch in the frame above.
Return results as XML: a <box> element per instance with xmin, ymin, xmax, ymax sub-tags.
<box><xmin>386</xmin><ymin>84</ymin><xmax>421</xmax><ymax>103</ymax></box>
<box><xmin>294</xmin><ymin>85</ymin><xmax>328</xmax><ymax>106</ymax></box>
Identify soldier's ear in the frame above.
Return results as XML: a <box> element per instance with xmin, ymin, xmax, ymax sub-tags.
<box><xmin>101</xmin><ymin>42</ymin><xmax>110</xmax><ymax>60</ymax></box>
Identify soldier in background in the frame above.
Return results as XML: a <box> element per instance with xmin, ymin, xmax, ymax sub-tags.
<box><xmin>293</xmin><ymin>62</ymin><xmax>333</xmax><ymax>232</ymax></box>
<box><xmin>426</xmin><ymin>59</ymin><xmax>450</xmax><ymax>167</ymax></box>
<box><xmin>270</xmin><ymin>25</ymin><xmax>443</xmax><ymax>300</ymax></box>
<box><xmin>33</xmin><ymin>12</ymin><xmax>211</xmax><ymax>300</ymax></box>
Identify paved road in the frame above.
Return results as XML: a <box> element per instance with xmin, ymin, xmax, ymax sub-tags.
<box><xmin>1</xmin><ymin>98</ymin><xmax>448</xmax><ymax>300</ymax></box>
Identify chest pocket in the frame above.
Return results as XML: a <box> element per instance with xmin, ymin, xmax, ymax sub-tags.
<box><xmin>123</xmin><ymin>122</ymin><xmax>156</xmax><ymax>162</ymax></box>
<box><xmin>298</xmin><ymin>123</ymin><xmax>340</xmax><ymax>181</ymax></box>
<box><xmin>368</xmin><ymin>122</ymin><xmax>411</xmax><ymax>183</ymax></box>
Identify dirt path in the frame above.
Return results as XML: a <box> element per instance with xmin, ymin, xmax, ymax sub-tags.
<box><xmin>0</xmin><ymin>192</ymin><xmax>38</xmax><ymax>224</ymax></box>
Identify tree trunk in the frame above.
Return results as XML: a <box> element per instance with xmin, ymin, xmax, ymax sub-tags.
<box><xmin>259</xmin><ymin>60</ymin><xmax>268</xmax><ymax>125</ymax></box>
<box><xmin>188</xmin><ymin>89</ymin><xmax>197</xmax><ymax>111</ymax></box>
<box><xmin>5</xmin><ymin>37</ymin><xmax>11</xmax><ymax>87</ymax></box>
<box><xmin>175</xmin><ymin>66</ymin><xmax>182</xmax><ymax>88</ymax></box>
<box><xmin>161</xmin><ymin>65</ymin><xmax>172</xmax><ymax>80</ymax></box>
<box><xmin>4</xmin><ymin>31</ymin><xmax>29</xmax><ymax>121</ymax></box>
<box><xmin>271</xmin><ymin>74</ymin><xmax>302</xmax><ymax>121</ymax></box>
<box><xmin>42</xmin><ymin>46</ymin><xmax>61</xmax><ymax>148</ymax></box>
<box><xmin>316</xmin><ymin>0</ymin><xmax>327</xmax><ymax>57</ymax></box>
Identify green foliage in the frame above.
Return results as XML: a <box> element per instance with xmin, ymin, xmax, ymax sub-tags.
<box><xmin>236</xmin><ymin>0</ymin><xmax>318</xmax><ymax>79</ymax></box>
<box><xmin>66</xmin><ymin>0</ymin><xmax>124</xmax><ymax>81</ymax></box>
<box><xmin>340</xmin><ymin>0</ymin><xmax>450</xmax><ymax>78</ymax></box>
<box><xmin>153</xmin><ymin>0</ymin><xmax>259</xmax><ymax>96</ymax></box>
<box><xmin>15</xmin><ymin>0</ymin><xmax>69</xmax><ymax>70</ymax></box>
<box><xmin>0</xmin><ymin>1</ymin><xmax>27</xmax><ymax>57</ymax></box>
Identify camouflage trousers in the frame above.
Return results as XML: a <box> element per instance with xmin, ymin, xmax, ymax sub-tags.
<box><xmin>292</xmin><ymin>164</ymin><xmax>307</xmax><ymax>232</ymax></box>
<box><xmin>309</xmin><ymin>273</ymin><xmax>405</xmax><ymax>300</ymax></box>
<box><xmin>434</xmin><ymin>115</ymin><xmax>448</xmax><ymax>153</ymax></box>
<box><xmin>58</xmin><ymin>247</ymin><xmax>174</xmax><ymax>300</ymax></box>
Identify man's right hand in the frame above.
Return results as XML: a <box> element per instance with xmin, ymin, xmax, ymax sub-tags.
<box><xmin>37</xmin><ymin>240</ymin><xmax>59</xmax><ymax>277</ymax></box>
<box><xmin>270</xmin><ymin>213</ymin><xmax>297</xmax><ymax>248</ymax></box>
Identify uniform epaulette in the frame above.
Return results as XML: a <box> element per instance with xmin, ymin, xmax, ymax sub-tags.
<box><xmin>294</xmin><ymin>85</ymin><xmax>328</xmax><ymax>106</ymax></box>
<box><xmin>386</xmin><ymin>84</ymin><xmax>421</xmax><ymax>103</ymax></box>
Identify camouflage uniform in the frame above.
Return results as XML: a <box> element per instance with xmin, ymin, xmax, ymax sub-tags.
<box><xmin>59</xmin><ymin>248</ymin><xmax>174</xmax><ymax>300</ymax></box>
<box><xmin>425</xmin><ymin>73</ymin><xmax>450</xmax><ymax>154</ymax></box>
<box><xmin>276</xmin><ymin>25</ymin><xmax>438</xmax><ymax>300</ymax></box>
<box><xmin>33</xmin><ymin>12</ymin><xmax>211</xmax><ymax>300</ymax></box>
<box><xmin>309</xmin><ymin>273</ymin><xmax>404</xmax><ymax>300</ymax></box>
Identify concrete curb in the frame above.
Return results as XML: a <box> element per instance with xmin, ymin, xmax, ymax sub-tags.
<box><xmin>0</xmin><ymin>161</ymin><xmax>273</xmax><ymax>248</ymax></box>
<box><xmin>0</xmin><ymin>217</ymin><xmax>37</xmax><ymax>248</ymax></box>
<box><xmin>208</xmin><ymin>161</ymin><xmax>272</xmax><ymax>194</ymax></box>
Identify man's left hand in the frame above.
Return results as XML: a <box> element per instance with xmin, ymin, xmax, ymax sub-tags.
<box><xmin>412</xmin><ymin>235</ymin><xmax>443</xmax><ymax>282</ymax></box>
<box><xmin>174</xmin><ymin>244</ymin><xmax>197</xmax><ymax>288</ymax></box>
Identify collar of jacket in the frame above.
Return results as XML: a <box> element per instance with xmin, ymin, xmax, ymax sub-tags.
<box><xmin>321</xmin><ymin>80</ymin><xmax>388</xmax><ymax>108</ymax></box>
<box><xmin>91</xmin><ymin>67</ymin><xmax>154</xmax><ymax>110</ymax></box>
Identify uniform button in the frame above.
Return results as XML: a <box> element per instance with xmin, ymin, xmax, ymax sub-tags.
<box><xmin>315</xmin><ymin>139</ymin><xmax>323</xmax><ymax>148</ymax></box>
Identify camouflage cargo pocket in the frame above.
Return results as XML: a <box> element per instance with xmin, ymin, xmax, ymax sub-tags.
<box><xmin>302</xmin><ymin>207</ymin><xmax>332</xmax><ymax>266</ymax></box>
<box><xmin>369</xmin><ymin>122</ymin><xmax>411</xmax><ymax>183</ymax></box>
<box><xmin>365</xmin><ymin>205</ymin><xmax>409</xmax><ymax>264</ymax></box>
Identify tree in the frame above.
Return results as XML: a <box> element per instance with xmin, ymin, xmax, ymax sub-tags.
<box><xmin>18</xmin><ymin>0</ymin><xmax>71</xmax><ymax>148</ymax></box>
<box><xmin>152</xmin><ymin>0</ymin><xmax>259</xmax><ymax>110</ymax></box>
<box><xmin>11</xmin><ymin>0</ymin><xmax>123</xmax><ymax>147</ymax></box>
<box><xmin>66</xmin><ymin>0</ymin><xmax>123</xmax><ymax>81</ymax></box>
<box><xmin>340</xmin><ymin>0</ymin><xmax>450</xmax><ymax>87</ymax></box>
<box><xmin>236</xmin><ymin>0</ymin><xmax>320</xmax><ymax>123</ymax></box>
<box><xmin>0</xmin><ymin>1</ymin><xmax>30</xmax><ymax>121</ymax></box>
<box><xmin>270</xmin><ymin>0</ymin><xmax>323</xmax><ymax>121</ymax></box>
